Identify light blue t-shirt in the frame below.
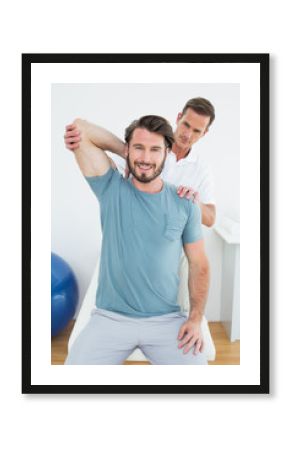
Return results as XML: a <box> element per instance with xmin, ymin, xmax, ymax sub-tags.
<box><xmin>85</xmin><ymin>168</ymin><xmax>202</xmax><ymax>317</ymax></box>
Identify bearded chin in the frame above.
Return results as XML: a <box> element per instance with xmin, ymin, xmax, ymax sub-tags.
<box><xmin>126</xmin><ymin>155</ymin><xmax>166</xmax><ymax>184</ymax></box>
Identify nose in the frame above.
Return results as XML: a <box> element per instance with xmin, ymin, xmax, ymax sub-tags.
<box><xmin>184</xmin><ymin>129</ymin><xmax>192</xmax><ymax>139</ymax></box>
<box><xmin>140</xmin><ymin>149</ymin><xmax>152</xmax><ymax>163</ymax></box>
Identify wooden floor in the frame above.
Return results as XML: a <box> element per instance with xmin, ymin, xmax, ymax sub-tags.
<box><xmin>51</xmin><ymin>320</ymin><xmax>240</xmax><ymax>365</ymax></box>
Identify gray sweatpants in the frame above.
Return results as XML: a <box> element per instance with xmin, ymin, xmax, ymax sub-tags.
<box><xmin>65</xmin><ymin>308</ymin><xmax>207</xmax><ymax>365</ymax></box>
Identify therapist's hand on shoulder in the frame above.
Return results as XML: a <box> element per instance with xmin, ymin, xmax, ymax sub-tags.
<box><xmin>177</xmin><ymin>186</ymin><xmax>200</xmax><ymax>204</ymax></box>
<box><xmin>64</xmin><ymin>123</ymin><xmax>82</xmax><ymax>151</ymax></box>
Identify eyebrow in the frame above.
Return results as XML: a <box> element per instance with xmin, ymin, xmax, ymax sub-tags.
<box><xmin>133</xmin><ymin>143</ymin><xmax>163</xmax><ymax>149</ymax></box>
<box><xmin>183</xmin><ymin>121</ymin><xmax>202</xmax><ymax>133</ymax></box>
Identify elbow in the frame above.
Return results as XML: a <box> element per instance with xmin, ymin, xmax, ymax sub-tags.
<box><xmin>201</xmin><ymin>257</ymin><xmax>210</xmax><ymax>276</ymax></box>
<box><xmin>72</xmin><ymin>118</ymin><xmax>90</xmax><ymax>142</ymax></box>
<box><xmin>189</xmin><ymin>255</ymin><xmax>210</xmax><ymax>276</ymax></box>
<box><xmin>206</xmin><ymin>215</ymin><xmax>215</xmax><ymax>227</ymax></box>
<box><xmin>73</xmin><ymin>117</ymin><xmax>85</xmax><ymax>129</ymax></box>
<box><xmin>203</xmin><ymin>206</ymin><xmax>216</xmax><ymax>227</ymax></box>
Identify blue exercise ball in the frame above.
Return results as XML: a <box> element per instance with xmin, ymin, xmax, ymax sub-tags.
<box><xmin>51</xmin><ymin>253</ymin><xmax>79</xmax><ymax>337</ymax></box>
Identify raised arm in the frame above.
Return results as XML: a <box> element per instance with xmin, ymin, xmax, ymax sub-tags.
<box><xmin>66</xmin><ymin>119</ymin><xmax>113</xmax><ymax>177</ymax></box>
<box><xmin>65</xmin><ymin>120</ymin><xmax>126</xmax><ymax>158</ymax></box>
<box><xmin>177</xmin><ymin>239</ymin><xmax>210</xmax><ymax>354</ymax></box>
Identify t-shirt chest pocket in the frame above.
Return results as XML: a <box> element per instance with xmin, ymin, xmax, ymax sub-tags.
<box><xmin>163</xmin><ymin>215</ymin><xmax>185</xmax><ymax>241</ymax></box>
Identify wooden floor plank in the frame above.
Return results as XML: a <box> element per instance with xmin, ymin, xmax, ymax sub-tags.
<box><xmin>51</xmin><ymin>320</ymin><xmax>240</xmax><ymax>365</ymax></box>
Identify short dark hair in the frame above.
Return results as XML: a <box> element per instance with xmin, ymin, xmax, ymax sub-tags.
<box><xmin>182</xmin><ymin>97</ymin><xmax>215</xmax><ymax>128</ymax></box>
<box><xmin>125</xmin><ymin>115</ymin><xmax>174</xmax><ymax>149</ymax></box>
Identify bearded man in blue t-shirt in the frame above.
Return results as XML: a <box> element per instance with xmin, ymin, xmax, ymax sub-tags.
<box><xmin>65</xmin><ymin>115</ymin><xmax>209</xmax><ymax>365</ymax></box>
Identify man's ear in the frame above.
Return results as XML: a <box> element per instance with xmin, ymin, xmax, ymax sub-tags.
<box><xmin>163</xmin><ymin>146</ymin><xmax>169</xmax><ymax>159</ymax></box>
<box><xmin>176</xmin><ymin>112</ymin><xmax>182</xmax><ymax>124</ymax></box>
<box><xmin>124</xmin><ymin>143</ymin><xmax>129</xmax><ymax>157</ymax></box>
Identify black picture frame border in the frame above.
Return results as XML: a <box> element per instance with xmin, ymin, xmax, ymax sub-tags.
<box><xmin>22</xmin><ymin>53</ymin><xmax>269</xmax><ymax>395</ymax></box>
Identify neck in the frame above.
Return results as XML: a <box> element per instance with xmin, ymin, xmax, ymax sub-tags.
<box><xmin>172</xmin><ymin>142</ymin><xmax>190</xmax><ymax>161</ymax></box>
<box><xmin>132</xmin><ymin>176</ymin><xmax>163</xmax><ymax>194</ymax></box>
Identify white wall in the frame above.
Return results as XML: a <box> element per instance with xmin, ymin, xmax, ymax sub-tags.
<box><xmin>51</xmin><ymin>83</ymin><xmax>240</xmax><ymax>319</ymax></box>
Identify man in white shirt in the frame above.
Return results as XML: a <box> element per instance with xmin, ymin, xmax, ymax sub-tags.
<box><xmin>162</xmin><ymin>97</ymin><xmax>216</xmax><ymax>227</ymax></box>
<box><xmin>65</xmin><ymin>97</ymin><xmax>216</xmax><ymax>227</ymax></box>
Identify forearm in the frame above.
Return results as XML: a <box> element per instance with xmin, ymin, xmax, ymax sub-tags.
<box><xmin>187</xmin><ymin>258</ymin><xmax>210</xmax><ymax>323</ymax></box>
<box><xmin>75</xmin><ymin>119</ymin><xmax>126</xmax><ymax>158</ymax></box>
<box><xmin>199</xmin><ymin>203</ymin><xmax>216</xmax><ymax>227</ymax></box>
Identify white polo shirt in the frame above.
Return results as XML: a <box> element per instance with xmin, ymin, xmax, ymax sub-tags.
<box><xmin>161</xmin><ymin>149</ymin><xmax>215</xmax><ymax>205</ymax></box>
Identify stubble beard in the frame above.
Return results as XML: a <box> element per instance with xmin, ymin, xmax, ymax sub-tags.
<box><xmin>127</xmin><ymin>154</ymin><xmax>166</xmax><ymax>184</ymax></box>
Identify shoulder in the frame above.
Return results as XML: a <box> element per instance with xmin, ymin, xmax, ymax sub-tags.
<box><xmin>85</xmin><ymin>167</ymin><xmax>125</xmax><ymax>200</ymax></box>
<box><xmin>164</xmin><ymin>182</ymin><xmax>192</xmax><ymax>212</ymax></box>
<box><xmin>85</xmin><ymin>166</ymin><xmax>122</xmax><ymax>184</ymax></box>
<box><xmin>164</xmin><ymin>181</ymin><xmax>177</xmax><ymax>194</ymax></box>
<box><xmin>188</xmin><ymin>201</ymin><xmax>201</xmax><ymax>217</ymax></box>
<box><xmin>165</xmin><ymin>181</ymin><xmax>182</xmax><ymax>202</ymax></box>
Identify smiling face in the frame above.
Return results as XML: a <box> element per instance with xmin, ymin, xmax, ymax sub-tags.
<box><xmin>126</xmin><ymin>128</ymin><xmax>168</xmax><ymax>183</ymax></box>
<box><xmin>174</xmin><ymin>108</ymin><xmax>210</xmax><ymax>153</ymax></box>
